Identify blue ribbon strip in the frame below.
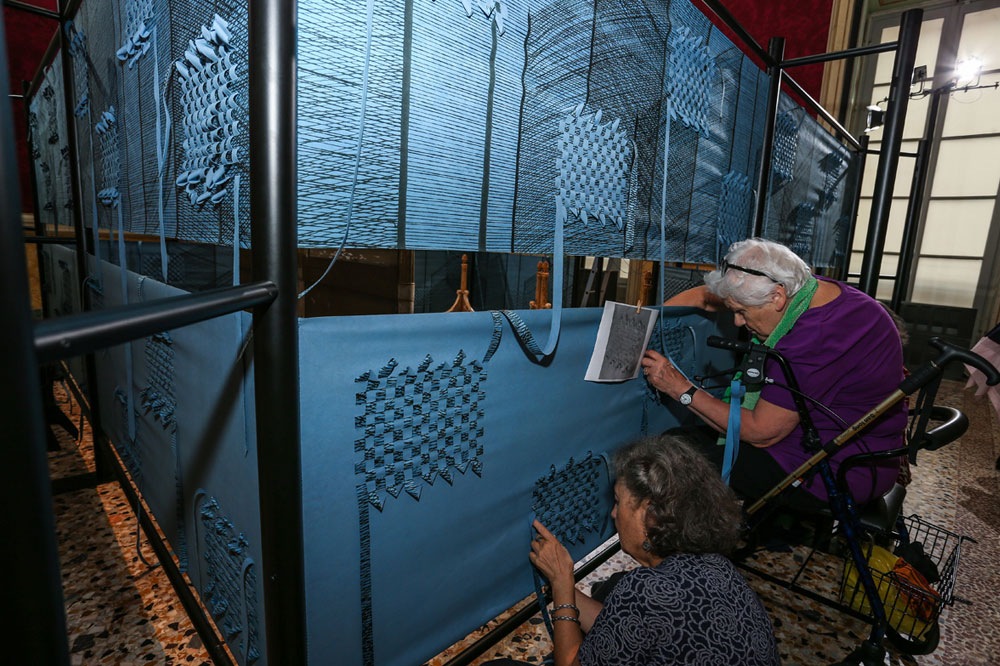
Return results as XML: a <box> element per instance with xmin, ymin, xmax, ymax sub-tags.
<box><xmin>722</xmin><ymin>378</ymin><xmax>745</xmax><ymax>485</ymax></box>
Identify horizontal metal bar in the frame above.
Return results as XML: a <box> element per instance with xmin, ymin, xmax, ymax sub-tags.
<box><xmin>865</xmin><ymin>150</ymin><xmax>918</xmax><ymax>158</ymax></box>
<box><xmin>445</xmin><ymin>538</ymin><xmax>622</xmax><ymax>666</ymax></box>
<box><xmin>780</xmin><ymin>41</ymin><xmax>898</xmax><ymax>69</ymax></box>
<box><xmin>3</xmin><ymin>0</ymin><xmax>60</xmax><ymax>20</ymax></box>
<box><xmin>939</xmin><ymin>132</ymin><xmax>1000</xmax><ymax>142</ymax></box>
<box><xmin>695</xmin><ymin>0</ymin><xmax>774</xmax><ymax>66</ymax></box>
<box><xmin>782</xmin><ymin>74</ymin><xmax>862</xmax><ymax>150</ymax></box>
<box><xmin>34</xmin><ymin>280</ymin><xmax>277</xmax><ymax>364</ymax></box>
<box><xmin>23</xmin><ymin>235</ymin><xmax>78</xmax><ymax>244</ymax></box>
<box><xmin>846</xmin><ymin>273</ymin><xmax>896</xmax><ymax>279</ymax></box>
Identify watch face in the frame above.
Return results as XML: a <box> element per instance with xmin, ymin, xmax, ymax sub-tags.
<box><xmin>679</xmin><ymin>392</ymin><xmax>693</xmax><ymax>405</ymax></box>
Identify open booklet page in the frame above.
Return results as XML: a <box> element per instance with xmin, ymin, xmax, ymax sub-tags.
<box><xmin>585</xmin><ymin>301</ymin><xmax>660</xmax><ymax>382</ymax></box>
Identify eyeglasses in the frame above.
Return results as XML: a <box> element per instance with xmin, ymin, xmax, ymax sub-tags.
<box><xmin>721</xmin><ymin>260</ymin><xmax>780</xmax><ymax>284</ymax></box>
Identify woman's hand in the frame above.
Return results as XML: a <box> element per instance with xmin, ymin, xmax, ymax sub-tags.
<box><xmin>641</xmin><ymin>350</ymin><xmax>691</xmax><ymax>400</ymax></box>
<box><xmin>530</xmin><ymin>520</ymin><xmax>575</xmax><ymax>594</ymax></box>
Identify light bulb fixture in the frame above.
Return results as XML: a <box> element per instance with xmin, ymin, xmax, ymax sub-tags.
<box><xmin>865</xmin><ymin>104</ymin><xmax>885</xmax><ymax>134</ymax></box>
<box><xmin>954</xmin><ymin>57</ymin><xmax>983</xmax><ymax>87</ymax></box>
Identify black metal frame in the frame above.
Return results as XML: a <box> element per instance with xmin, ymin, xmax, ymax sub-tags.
<box><xmin>9</xmin><ymin>0</ymin><xmax>303</xmax><ymax>660</ymax></box>
<box><xmin>6</xmin><ymin>0</ymin><xmax>926</xmax><ymax>663</ymax></box>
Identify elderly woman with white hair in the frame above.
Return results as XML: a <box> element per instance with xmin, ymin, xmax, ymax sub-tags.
<box><xmin>641</xmin><ymin>238</ymin><xmax>906</xmax><ymax>509</ymax></box>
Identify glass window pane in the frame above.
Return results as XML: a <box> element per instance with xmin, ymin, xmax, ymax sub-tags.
<box><xmin>861</xmin><ymin>140</ymin><xmax>918</xmax><ymax>196</ymax></box>
<box><xmin>920</xmin><ymin>199</ymin><xmax>995</xmax><ymax>256</ymax></box>
<box><xmin>931</xmin><ymin>136</ymin><xmax>1000</xmax><ymax>197</ymax></box>
<box><xmin>853</xmin><ymin>198</ymin><xmax>908</xmax><ymax>252</ymax></box>
<box><xmin>873</xmin><ymin>19</ymin><xmax>943</xmax><ymax>84</ymax></box>
<box><xmin>957</xmin><ymin>7</ymin><xmax>1000</xmax><ymax>72</ymax></box>
<box><xmin>846</xmin><ymin>251</ymin><xmax>896</xmax><ymax>299</ymax></box>
<box><xmin>911</xmin><ymin>257</ymin><xmax>981</xmax><ymax>307</ymax></box>
<box><xmin>942</xmin><ymin>72</ymin><xmax>1000</xmax><ymax>136</ymax></box>
<box><xmin>860</xmin><ymin>140</ymin><xmax>880</xmax><ymax>194</ymax></box>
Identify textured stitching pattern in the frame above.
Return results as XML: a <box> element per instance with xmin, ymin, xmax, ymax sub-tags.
<box><xmin>175</xmin><ymin>15</ymin><xmax>241</xmax><ymax>209</ymax></box>
<box><xmin>243</xmin><ymin>564</ymin><xmax>260</xmax><ymax>663</ymax></box>
<box><xmin>95</xmin><ymin>107</ymin><xmax>120</xmax><ymax>206</ymax></box>
<box><xmin>140</xmin><ymin>331</ymin><xmax>175</xmax><ymax>430</ymax></box>
<box><xmin>771</xmin><ymin>110</ymin><xmax>797</xmax><ymax>186</ymax></box>
<box><xmin>198</xmin><ymin>496</ymin><xmax>259</xmax><ymax>662</ymax></box>
<box><xmin>556</xmin><ymin>104</ymin><xmax>631</xmax><ymax>231</ymax></box>
<box><xmin>140</xmin><ymin>253</ymin><xmax>185</xmax><ymax>282</ymax></box>
<box><xmin>113</xmin><ymin>387</ymin><xmax>142</xmax><ymax>485</ymax></box>
<box><xmin>65</xmin><ymin>24</ymin><xmax>90</xmax><ymax>118</ymax></box>
<box><xmin>647</xmin><ymin>318</ymin><xmax>697</xmax><ymax>381</ymax></box>
<box><xmin>532</xmin><ymin>453</ymin><xmax>605</xmax><ymax>545</ymax></box>
<box><xmin>116</xmin><ymin>0</ymin><xmax>154</xmax><ymax>68</ymax></box>
<box><xmin>353</xmin><ymin>352</ymin><xmax>487</xmax><ymax>510</ymax></box>
<box><xmin>820</xmin><ymin>151</ymin><xmax>846</xmax><ymax>212</ymax></box>
<box><xmin>666</xmin><ymin>26</ymin><xmax>716</xmax><ymax>137</ymax></box>
<box><xmin>716</xmin><ymin>171</ymin><xmax>753</xmax><ymax>260</ymax></box>
<box><xmin>788</xmin><ymin>202</ymin><xmax>817</xmax><ymax>260</ymax></box>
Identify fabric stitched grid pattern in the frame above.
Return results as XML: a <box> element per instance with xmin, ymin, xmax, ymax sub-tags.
<box><xmin>66</xmin><ymin>23</ymin><xmax>90</xmax><ymax>118</ymax></box>
<box><xmin>243</xmin><ymin>565</ymin><xmax>260</xmax><ymax>663</ymax></box>
<box><xmin>113</xmin><ymin>387</ymin><xmax>143</xmax><ymax>485</ymax></box>
<box><xmin>198</xmin><ymin>496</ymin><xmax>259</xmax><ymax>662</ymax></box>
<box><xmin>140</xmin><ymin>331</ymin><xmax>176</xmax><ymax>430</ymax></box>
<box><xmin>30</xmin><ymin>57</ymin><xmax>72</xmax><ymax>229</ymax></box>
<box><xmin>716</xmin><ymin>170</ymin><xmax>753</xmax><ymax>263</ymax></box>
<box><xmin>531</xmin><ymin>453</ymin><xmax>605</xmax><ymax>545</ymax></box>
<box><xmin>665</xmin><ymin>26</ymin><xmax>716</xmax><ymax>137</ymax></box>
<box><xmin>647</xmin><ymin>317</ymin><xmax>697</xmax><ymax>380</ymax></box>
<box><xmin>117</xmin><ymin>0</ymin><xmax>154</xmax><ymax>67</ymax></box>
<box><xmin>353</xmin><ymin>352</ymin><xmax>487</xmax><ymax>510</ymax></box>
<box><xmin>175</xmin><ymin>15</ymin><xmax>241</xmax><ymax>209</ymax></box>
<box><xmin>771</xmin><ymin>110</ymin><xmax>797</xmax><ymax>188</ymax></box>
<box><xmin>556</xmin><ymin>104</ymin><xmax>632</xmax><ymax>233</ymax></box>
<box><xmin>95</xmin><ymin>108</ymin><xmax>120</xmax><ymax>207</ymax></box>
<box><xmin>820</xmin><ymin>150</ymin><xmax>846</xmax><ymax>212</ymax></box>
<box><xmin>140</xmin><ymin>252</ymin><xmax>185</xmax><ymax>283</ymax></box>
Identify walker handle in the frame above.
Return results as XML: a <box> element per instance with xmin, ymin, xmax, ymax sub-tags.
<box><xmin>899</xmin><ymin>337</ymin><xmax>1000</xmax><ymax>395</ymax></box>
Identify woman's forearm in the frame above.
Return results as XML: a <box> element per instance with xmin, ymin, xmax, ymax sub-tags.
<box><xmin>551</xmin><ymin>578</ymin><xmax>584</xmax><ymax>666</ymax></box>
<box><xmin>574</xmin><ymin>589</ymin><xmax>603</xmax><ymax>633</ymax></box>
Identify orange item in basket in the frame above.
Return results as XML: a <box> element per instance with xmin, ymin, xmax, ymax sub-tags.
<box><xmin>890</xmin><ymin>558</ymin><xmax>941</xmax><ymax>622</ymax></box>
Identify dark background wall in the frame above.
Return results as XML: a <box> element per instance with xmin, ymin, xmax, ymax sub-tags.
<box><xmin>3</xmin><ymin>0</ymin><xmax>834</xmax><ymax>215</ymax></box>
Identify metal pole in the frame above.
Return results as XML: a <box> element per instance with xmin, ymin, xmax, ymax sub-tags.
<box><xmin>840</xmin><ymin>134</ymin><xmax>869</xmax><ymax>282</ymax></box>
<box><xmin>890</xmin><ymin>89</ymin><xmax>941</xmax><ymax>310</ymax></box>
<box><xmin>779</xmin><ymin>41</ymin><xmax>897</xmax><ymax>69</ymax></box>
<box><xmin>3</xmin><ymin>0</ymin><xmax>60</xmax><ymax>20</ymax></box>
<box><xmin>250</xmin><ymin>0</ymin><xmax>306</xmax><ymax>661</ymax></box>
<box><xmin>858</xmin><ymin>8</ymin><xmax>922</xmax><ymax>296</ymax></box>
<box><xmin>34</xmin><ymin>281</ymin><xmax>278</xmax><ymax>363</ymax></box>
<box><xmin>753</xmin><ymin>37</ymin><xmax>785</xmax><ymax>238</ymax></box>
<box><xmin>58</xmin><ymin>3</ymin><xmax>108</xmax><ymax>480</ymax></box>
<box><xmin>890</xmin><ymin>138</ymin><xmax>929</xmax><ymax>311</ymax></box>
<box><xmin>0</xmin><ymin>16</ymin><xmax>71</xmax><ymax>666</ymax></box>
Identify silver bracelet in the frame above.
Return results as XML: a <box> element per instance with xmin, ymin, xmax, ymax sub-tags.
<box><xmin>551</xmin><ymin>615</ymin><xmax>581</xmax><ymax>625</ymax></box>
<box><xmin>552</xmin><ymin>603</ymin><xmax>579</xmax><ymax>615</ymax></box>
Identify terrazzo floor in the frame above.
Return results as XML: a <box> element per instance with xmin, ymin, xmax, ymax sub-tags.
<box><xmin>48</xmin><ymin>378</ymin><xmax>999</xmax><ymax>665</ymax></box>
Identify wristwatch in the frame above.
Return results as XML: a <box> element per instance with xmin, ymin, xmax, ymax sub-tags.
<box><xmin>678</xmin><ymin>385</ymin><xmax>698</xmax><ymax>406</ymax></box>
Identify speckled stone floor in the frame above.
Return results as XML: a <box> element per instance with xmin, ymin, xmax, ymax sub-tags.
<box><xmin>49</xmin><ymin>378</ymin><xmax>999</xmax><ymax>665</ymax></box>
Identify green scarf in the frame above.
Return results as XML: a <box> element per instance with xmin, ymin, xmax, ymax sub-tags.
<box><xmin>716</xmin><ymin>276</ymin><xmax>818</xmax><ymax>444</ymax></box>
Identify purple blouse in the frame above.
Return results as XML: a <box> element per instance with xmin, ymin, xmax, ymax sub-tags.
<box><xmin>757</xmin><ymin>277</ymin><xmax>906</xmax><ymax>503</ymax></box>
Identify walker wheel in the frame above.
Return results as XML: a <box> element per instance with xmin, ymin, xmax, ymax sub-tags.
<box><xmin>887</xmin><ymin>621</ymin><xmax>940</xmax><ymax>656</ymax></box>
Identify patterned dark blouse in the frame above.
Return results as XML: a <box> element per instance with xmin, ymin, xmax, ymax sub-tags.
<box><xmin>578</xmin><ymin>553</ymin><xmax>780</xmax><ymax>665</ymax></box>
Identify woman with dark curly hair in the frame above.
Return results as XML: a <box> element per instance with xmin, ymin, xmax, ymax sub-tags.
<box><xmin>528</xmin><ymin>435</ymin><xmax>780</xmax><ymax>666</ymax></box>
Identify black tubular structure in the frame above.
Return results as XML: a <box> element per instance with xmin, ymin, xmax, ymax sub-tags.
<box><xmin>3</xmin><ymin>0</ymin><xmax>60</xmax><ymax>20</ymax></box>
<box><xmin>891</xmin><ymin>89</ymin><xmax>942</xmax><ymax>311</ymax></box>
<box><xmin>0</xmin><ymin>15</ymin><xmax>71</xmax><ymax>666</ymax></box>
<box><xmin>753</xmin><ymin>36</ymin><xmax>785</xmax><ymax>237</ymax></box>
<box><xmin>840</xmin><ymin>134</ymin><xmax>869</xmax><ymax>281</ymax></box>
<box><xmin>33</xmin><ymin>281</ymin><xmax>278</xmax><ymax>363</ymax></box>
<box><xmin>23</xmin><ymin>235</ymin><xmax>80</xmax><ymax>243</ymax></box>
<box><xmin>249</xmin><ymin>0</ymin><xmax>308</xmax><ymax>661</ymax></box>
<box><xmin>57</xmin><ymin>0</ymin><xmax>108</xmax><ymax>479</ymax></box>
<box><xmin>858</xmin><ymin>8</ymin><xmax>923</xmax><ymax>296</ymax></box>
<box><xmin>779</xmin><ymin>41</ymin><xmax>897</xmax><ymax>68</ymax></box>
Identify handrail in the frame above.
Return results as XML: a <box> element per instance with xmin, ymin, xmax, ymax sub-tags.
<box><xmin>34</xmin><ymin>280</ymin><xmax>277</xmax><ymax>363</ymax></box>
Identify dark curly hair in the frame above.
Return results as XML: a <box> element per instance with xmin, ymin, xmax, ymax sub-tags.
<box><xmin>613</xmin><ymin>434</ymin><xmax>742</xmax><ymax>558</ymax></box>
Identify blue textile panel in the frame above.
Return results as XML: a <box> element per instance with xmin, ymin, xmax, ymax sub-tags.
<box><xmin>87</xmin><ymin>256</ymin><xmax>264</xmax><ymax>666</ymax></box>
<box><xmin>299</xmin><ymin>307</ymin><xmax>737</xmax><ymax>666</ymax></box>
<box><xmin>28</xmin><ymin>57</ymin><xmax>73</xmax><ymax>231</ymax></box>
